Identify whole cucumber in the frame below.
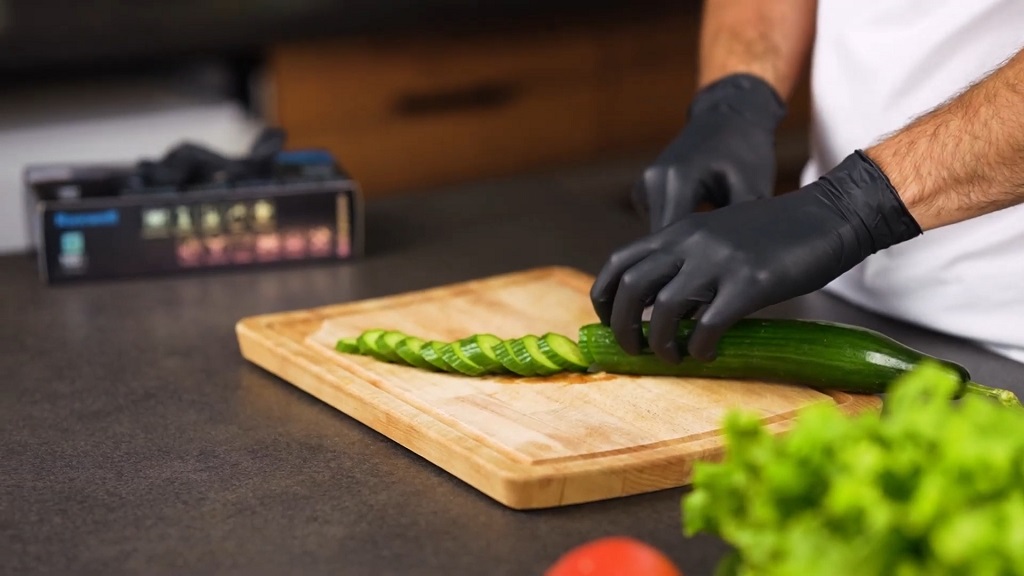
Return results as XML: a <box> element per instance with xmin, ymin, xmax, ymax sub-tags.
<box><xmin>579</xmin><ymin>319</ymin><xmax>1020</xmax><ymax>407</ymax></box>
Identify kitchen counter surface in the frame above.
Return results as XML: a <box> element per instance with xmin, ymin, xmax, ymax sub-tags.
<box><xmin>4</xmin><ymin>160</ymin><xmax>1023</xmax><ymax>576</ymax></box>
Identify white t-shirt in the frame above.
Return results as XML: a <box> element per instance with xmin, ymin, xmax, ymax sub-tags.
<box><xmin>801</xmin><ymin>0</ymin><xmax>1024</xmax><ymax>363</ymax></box>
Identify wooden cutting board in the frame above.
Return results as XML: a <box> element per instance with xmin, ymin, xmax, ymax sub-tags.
<box><xmin>235</xmin><ymin>266</ymin><xmax>880</xmax><ymax>509</ymax></box>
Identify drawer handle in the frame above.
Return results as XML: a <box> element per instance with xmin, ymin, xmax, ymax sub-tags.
<box><xmin>394</xmin><ymin>82</ymin><xmax>520</xmax><ymax>117</ymax></box>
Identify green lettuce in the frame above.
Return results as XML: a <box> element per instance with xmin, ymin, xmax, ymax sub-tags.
<box><xmin>683</xmin><ymin>361</ymin><xmax>1024</xmax><ymax>575</ymax></box>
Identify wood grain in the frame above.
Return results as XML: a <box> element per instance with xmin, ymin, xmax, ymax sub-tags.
<box><xmin>236</xmin><ymin>266</ymin><xmax>881</xmax><ymax>509</ymax></box>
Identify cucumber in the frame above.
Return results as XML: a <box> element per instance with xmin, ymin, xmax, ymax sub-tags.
<box><xmin>579</xmin><ymin>319</ymin><xmax>1021</xmax><ymax>406</ymax></box>
<box><xmin>376</xmin><ymin>330</ymin><xmax>409</xmax><ymax>363</ymax></box>
<box><xmin>494</xmin><ymin>340</ymin><xmax>538</xmax><ymax>376</ymax></box>
<box><xmin>357</xmin><ymin>329</ymin><xmax>388</xmax><ymax>361</ymax></box>
<box><xmin>509</xmin><ymin>336</ymin><xmax>561</xmax><ymax>376</ymax></box>
<box><xmin>582</xmin><ymin>319</ymin><xmax>921</xmax><ymax>389</ymax></box>
<box><xmin>577</xmin><ymin>325</ymin><xmax>598</xmax><ymax>367</ymax></box>
<box><xmin>395</xmin><ymin>336</ymin><xmax>440</xmax><ymax>371</ymax></box>
<box><xmin>537</xmin><ymin>332</ymin><xmax>590</xmax><ymax>372</ymax></box>
<box><xmin>421</xmin><ymin>341</ymin><xmax>457</xmax><ymax>373</ymax></box>
<box><xmin>333</xmin><ymin>323</ymin><xmax>1022</xmax><ymax>408</ymax></box>
<box><xmin>456</xmin><ymin>334</ymin><xmax>507</xmax><ymax>374</ymax></box>
<box><xmin>335</xmin><ymin>337</ymin><xmax>360</xmax><ymax>354</ymax></box>
<box><xmin>441</xmin><ymin>342</ymin><xmax>490</xmax><ymax>376</ymax></box>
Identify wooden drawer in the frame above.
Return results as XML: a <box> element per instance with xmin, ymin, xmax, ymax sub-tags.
<box><xmin>286</xmin><ymin>80</ymin><xmax>601</xmax><ymax>194</ymax></box>
<box><xmin>270</xmin><ymin>29</ymin><xmax>601</xmax><ymax>134</ymax></box>
<box><xmin>264</xmin><ymin>8</ymin><xmax>767</xmax><ymax>197</ymax></box>
<box><xmin>270</xmin><ymin>25</ymin><xmax>608</xmax><ymax>195</ymax></box>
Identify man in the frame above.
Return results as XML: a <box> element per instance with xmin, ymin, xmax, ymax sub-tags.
<box><xmin>591</xmin><ymin>0</ymin><xmax>1024</xmax><ymax>365</ymax></box>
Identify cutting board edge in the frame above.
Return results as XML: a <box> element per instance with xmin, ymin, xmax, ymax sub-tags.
<box><xmin>491</xmin><ymin>391</ymin><xmax>882</xmax><ymax>509</ymax></box>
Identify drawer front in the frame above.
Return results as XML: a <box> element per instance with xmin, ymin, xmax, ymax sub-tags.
<box><xmin>287</xmin><ymin>83</ymin><xmax>600</xmax><ymax>194</ymax></box>
<box><xmin>270</xmin><ymin>29</ymin><xmax>601</xmax><ymax>134</ymax></box>
<box><xmin>266</xmin><ymin>8</ymin><xmax>732</xmax><ymax>195</ymax></box>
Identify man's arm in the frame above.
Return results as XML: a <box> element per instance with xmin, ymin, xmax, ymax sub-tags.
<box><xmin>698</xmin><ymin>0</ymin><xmax>819</xmax><ymax>100</ymax></box>
<box><xmin>868</xmin><ymin>47</ymin><xmax>1024</xmax><ymax>230</ymax></box>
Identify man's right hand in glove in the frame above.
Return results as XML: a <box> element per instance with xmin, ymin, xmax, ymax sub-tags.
<box><xmin>632</xmin><ymin>73</ymin><xmax>786</xmax><ymax>232</ymax></box>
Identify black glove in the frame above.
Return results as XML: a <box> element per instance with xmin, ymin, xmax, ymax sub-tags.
<box><xmin>632</xmin><ymin>73</ymin><xmax>786</xmax><ymax>232</ymax></box>
<box><xmin>131</xmin><ymin>127</ymin><xmax>286</xmax><ymax>191</ymax></box>
<box><xmin>592</xmin><ymin>150</ymin><xmax>923</xmax><ymax>363</ymax></box>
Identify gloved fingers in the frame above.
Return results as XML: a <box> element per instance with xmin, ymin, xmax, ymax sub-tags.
<box><xmin>723</xmin><ymin>163</ymin><xmax>772</xmax><ymax>205</ymax></box>
<box><xmin>165</xmin><ymin>143</ymin><xmax>228</xmax><ymax>172</ymax></box>
<box><xmin>647</xmin><ymin>268</ymin><xmax>717</xmax><ymax>363</ymax></box>
<box><xmin>162</xmin><ymin>143</ymin><xmax>230</xmax><ymax>185</ymax></box>
<box><xmin>590</xmin><ymin>236</ymin><xmax>660</xmax><ymax>325</ymax></box>
<box><xmin>609</xmin><ymin>253</ymin><xmax>684</xmax><ymax>355</ymax></box>
<box><xmin>250</xmin><ymin>127</ymin><xmax>287</xmax><ymax>160</ymax></box>
<box><xmin>641</xmin><ymin>167</ymin><xmax>667</xmax><ymax>233</ymax></box>
<box><xmin>138</xmin><ymin>160</ymin><xmax>187</xmax><ymax>188</ymax></box>
<box><xmin>659</xmin><ymin>167</ymin><xmax>703</xmax><ymax>230</ymax></box>
<box><xmin>687</xmin><ymin>280</ymin><xmax>749</xmax><ymax>362</ymax></box>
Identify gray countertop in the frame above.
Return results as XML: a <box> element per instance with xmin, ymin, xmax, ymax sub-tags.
<box><xmin>4</xmin><ymin>160</ymin><xmax>1023</xmax><ymax>576</ymax></box>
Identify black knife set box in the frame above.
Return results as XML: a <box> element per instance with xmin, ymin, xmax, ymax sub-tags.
<box><xmin>24</xmin><ymin>129</ymin><xmax>364</xmax><ymax>284</ymax></box>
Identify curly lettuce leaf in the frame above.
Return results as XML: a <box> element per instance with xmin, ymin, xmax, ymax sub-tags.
<box><xmin>683</xmin><ymin>361</ymin><xmax>1024</xmax><ymax>575</ymax></box>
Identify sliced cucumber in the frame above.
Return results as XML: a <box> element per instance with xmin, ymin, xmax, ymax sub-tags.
<box><xmin>395</xmin><ymin>336</ymin><xmax>439</xmax><ymax>371</ymax></box>
<box><xmin>335</xmin><ymin>337</ymin><xmax>360</xmax><ymax>354</ymax></box>
<box><xmin>357</xmin><ymin>329</ymin><xmax>389</xmax><ymax>361</ymax></box>
<box><xmin>344</xmin><ymin>329</ymin><xmax>587</xmax><ymax>376</ymax></box>
<box><xmin>456</xmin><ymin>334</ymin><xmax>506</xmax><ymax>374</ymax></box>
<box><xmin>376</xmin><ymin>330</ymin><xmax>409</xmax><ymax>363</ymax></box>
<box><xmin>441</xmin><ymin>342</ymin><xmax>489</xmax><ymax>376</ymax></box>
<box><xmin>494</xmin><ymin>340</ymin><xmax>537</xmax><ymax>376</ymax></box>
<box><xmin>421</xmin><ymin>340</ymin><xmax>458</xmax><ymax>373</ymax></box>
<box><xmin>537</xmin><ymin>332</ymin><xmax>590</xmax><ymax>371</ymax></box>
<box><xmin>577</xmin><ymin>325</ymin><xmax>595</xmax><ymax>366</ymax></box>
<box><xmin>510</xmin><ymin>336</ymin><xmax>562</xmax><ymax>376</ymax></box>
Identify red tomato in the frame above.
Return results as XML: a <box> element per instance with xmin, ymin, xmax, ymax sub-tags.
<box><xmin>544</xmin><ymin>536</ymin><xmax>684</xmax><ymax>576</ymax></box>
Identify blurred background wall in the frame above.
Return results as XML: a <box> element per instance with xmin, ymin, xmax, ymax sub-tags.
<box><xmin>0</xmin><ymin>0</ymin><xmax>810</xmax><ymax>254</ymax></box>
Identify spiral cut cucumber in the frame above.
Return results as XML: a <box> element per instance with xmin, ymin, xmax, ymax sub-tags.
<box><xmin>334</xmin><ymin>319</ymin><xmax>1022</xmax><ymax>408</ymax></box>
